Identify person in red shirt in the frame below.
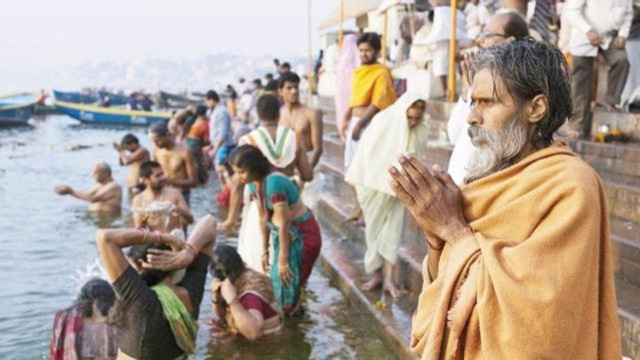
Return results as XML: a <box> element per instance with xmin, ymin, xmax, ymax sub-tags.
<box><xmin>210</xmin><ymin>245</ymin><xmax>282</xmax><ymax>340</ymax></box>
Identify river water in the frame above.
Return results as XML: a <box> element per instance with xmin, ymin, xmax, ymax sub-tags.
<box><xmin>0</xmin><ymin>115</ymin><xmax>398</xmax><ymax>359</ymax></box>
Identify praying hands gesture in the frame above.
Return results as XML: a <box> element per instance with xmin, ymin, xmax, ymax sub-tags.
<box><xmin>388</xmin><ymin>155</ymin><xmax>473</xmax><ymax>247</ymax></box>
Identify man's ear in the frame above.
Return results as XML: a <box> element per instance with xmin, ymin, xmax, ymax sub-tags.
<box><xmin>526</xmin><ymin>94</ymin><xmax>548</xmax><ymax>124</ymax></box>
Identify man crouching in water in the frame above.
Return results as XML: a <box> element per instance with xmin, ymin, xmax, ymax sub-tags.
<box><xmin>132</xmin><ymin>161</ymin><xmax>193</xmax><ymax>234</ymax></box>
<box><xmin>55</xmin><ymin>162</ymin><xmax>122</xmax><ymax>213</ymax></box>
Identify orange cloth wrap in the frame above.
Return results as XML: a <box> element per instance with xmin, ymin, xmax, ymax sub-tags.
<box><xmin>410</xmin><ymin>143</ymin><xmax>621</xmax><ymax>359</ymax></box>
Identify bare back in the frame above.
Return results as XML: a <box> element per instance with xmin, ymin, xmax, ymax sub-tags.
<box><xmin>89</xmin><ymin>181</ymin><xmax>122</xmax><ymax>212</ymax></box>
<box><xmin>126</xmin><ymin>148</ymin><xmax>150</xmax><ymax>188</ymax></box>
<box><xmin>152</xmin><ymin>144</ymin><xmax>193</xmax><ymax>192</ymax></box>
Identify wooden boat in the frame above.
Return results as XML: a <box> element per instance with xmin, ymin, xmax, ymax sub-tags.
<box><xmin>54</xmin><ymin>101</ymin><xmax>172</xmax><ymax>126</ymax></box>
<box><xmin>53</xmin><ymin>90</ymin><xmax>129</xmax><ymax>106</ymax></box>
<box><xmin>0</xmin><ymin>92</ymin><xmax>40</xmax><ymax>125</ymax></box>
<box><xmin>155</xmin><ymin>91</ymin><xmax>203</xmax><ymax>109</ymax></box>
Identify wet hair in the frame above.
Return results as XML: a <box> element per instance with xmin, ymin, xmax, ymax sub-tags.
<box><xmin>256</xmin><ymin>93</ymin><xmax>280</xmax><ymax>121</ymax></box>
<box><xmin>278</xmin><ymin>71</ymin><xmax>301</xmax><ymax>89</ymax></box>
<box><xmin>139</xmin><ymin>160</ymin><xmax>162</xmax><ymax>178</ymax></box>
<box><xmin>120</xmin><ymin>133</ymin><xmax>139</xmax><ymax>146</ymax></box>
<box><xmin>127</xmin><ymin>243</ymin><xmax>172</xmax><ymax>287</ymax></box>
<box><xmin>229</xmin><ymin>145</ymin><xmax>271</xmax><ymax>180</ymax></box>
<box><xmin>210</xmin><ymin>245</ymin><xmax>246</xmax><ymax>282</ymax></box>
<box><xmin>96</xmin><ymin>162</ymin><xmax>112</xmax><ymax>176</ymax></box>
<box><xmin>357</xmin><ymin>32</ymin><xmax>381</xmax><ymax>51</ymax></box>
<box><xmin>470</xmin><ymin>40</ymin><xmax>572</xmax><ymax>148</ymax></box>
<box><xmin>264</xmin><ymin>80</ymin><xmax>279</xmax><ymax>92</ymax></box>
<box><xmin>205</xmin><ymin>90</ymin><xmax>220</xmax><ymax>102</ymax></box>
<box><xmin>149</xmin><ymin>120</ymin><xmax>170</xmax><ymax>137</ymax></box>
<box><xmin>195</xmin><ymin>105</ymin><xmax>208</xmax><ymax>118</ymax></box>
<box><xmin>74</xmin><ymin>278</ymin><xmax>116</xmax><ymax>318</ymax></box>
<box><xmin>501</xmin><ymin>12</ymin><xmax>530</xmax><ymax>40</ymax></box>
<box><xmin>281</xmin><ymin>62</ymin><xmax>291</xmax><ymax>70</ymax></box>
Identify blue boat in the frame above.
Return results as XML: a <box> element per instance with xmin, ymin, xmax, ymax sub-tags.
<box><xmin>54</xmin><ymin>101</ymin><xmax>172</xmax><ymax>126</ymax></box>
<box><xmin>53</xmin><ymin>90</ymin><xmax>98</xmax><ymax>104</ymax></box>
<box><xmin>53</xmin><ymin>90</ymin><xmax>129</xmax><ymax>106</ymax></box>
<box><xmin>0</xmin><ymin>92</ymin><xmax>40</xmax><ymax>125</ymax></box>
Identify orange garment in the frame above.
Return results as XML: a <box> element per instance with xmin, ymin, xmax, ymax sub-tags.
<box><xmin>349</xmin><ymin>63</ymin><xmax>397</xmax><ymax>111</ymax></box>
<box><xmin>411</xmin><ymin>143</ymin><xmax>621</xmax><ymax>359</ymax></box>
<box><xmin>186</xmin><ymin>120</ymin><xmax>209</xmax><ymax>143</ymax></box>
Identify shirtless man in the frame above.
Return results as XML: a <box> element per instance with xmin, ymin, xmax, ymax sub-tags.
<box><xmin>278</xmin><ymin>71</ymin><xmax>324</xmax><ymax>168</ymax></box>
<box><xmin>149</xmin><ymin>121</ymin><xmax>198</xmax><ymax>206</ymax></box>
<box><xmin>132</xmin><ymin>161</ymin><xmax>193</xmax><ymax>233</ymax></box>
<box><xmin>113</xmin><ymin>133</ymin><xmax>150</xmax><ymax>199</ymax></box>
<box><xmin>55</xmin><ymin>162</ymin><xmax>122</xmax><ymax>213</ymax></box>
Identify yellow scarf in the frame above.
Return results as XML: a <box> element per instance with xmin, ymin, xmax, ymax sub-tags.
<box><xmin>349</xmin><ymin>63</ymin><xmax>397</xmax><ymax>110</ymax></box>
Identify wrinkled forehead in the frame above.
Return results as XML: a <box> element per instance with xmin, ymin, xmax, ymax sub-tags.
<box><xmin>470</xmin><ymin>67</ymin><xmax>513</xmax><ymax>104</ymax></box>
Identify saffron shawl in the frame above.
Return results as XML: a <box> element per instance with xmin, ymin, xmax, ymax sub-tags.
<box><xmin>348</xmin><ymin>63</ymin><xmax>397</xmax><ymax>111</ymax></box>
<box><xmin>410</xmin><ymin>143</ymin><xmax>621</xmax><ymax>359</ymax></box>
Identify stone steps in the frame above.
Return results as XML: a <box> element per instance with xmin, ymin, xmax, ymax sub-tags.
<box><xmin>316</xmin><ymin>221</ymin><xmax>419</xmax><ymax>360</ymax></box>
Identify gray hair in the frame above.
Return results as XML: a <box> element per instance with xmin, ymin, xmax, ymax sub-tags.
<box><xmin>469</xmin><ymin>40</ymin><xmax>572</xmax><ymax>148</ymax></box>
<box><xmin>96</xmin><ymin>162</ymin><xmax>112</xmax><ymax>175</ymax></box>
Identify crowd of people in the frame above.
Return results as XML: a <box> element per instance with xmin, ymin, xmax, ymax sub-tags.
<box><xmin>50</xmin><ymin>58</ymin><xmax>329</xmax><ymax>358</ymax></box>
<box><xmin>47</xmin><ymin>0</ymin><xmax>634</xmax><ymax>358</ymax></box>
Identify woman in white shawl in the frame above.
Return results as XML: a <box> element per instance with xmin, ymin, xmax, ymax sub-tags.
<box><xmin>345</xmin><ymin>92</ymin><xmax>428</xmax><ymax>298</ymax></box>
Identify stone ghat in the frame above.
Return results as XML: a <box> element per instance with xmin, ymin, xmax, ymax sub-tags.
<box><xmin>310</xmin><ymin>95</ymin><xmax>640</xmax><ymax>360</ymax></box>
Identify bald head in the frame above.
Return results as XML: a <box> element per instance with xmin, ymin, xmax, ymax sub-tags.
<box><xmin>93</xmin><ymin>162</ymin><xmax>112</xmax><ymax>183</ymax></box>
<box><xmin>96</xmin><ymin>162</ymin><xmax>111</xmax><ymax>175</ymax></box>
<box><xmin>478</xmin><ymin>12</ymin><xmax>529</xmax><ymax>48</ymax></box>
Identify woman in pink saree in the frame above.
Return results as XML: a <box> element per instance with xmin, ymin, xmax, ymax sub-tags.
<box><xmin>335</xmin><ymin>34</ymin><xmax>360</xmax><ymax>141</ymax></box>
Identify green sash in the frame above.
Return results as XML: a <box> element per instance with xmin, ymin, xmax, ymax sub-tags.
<box><xmin>151</xmin><ymin>283</ymin><xmax>198</xmax><ymax>355</ymax></box>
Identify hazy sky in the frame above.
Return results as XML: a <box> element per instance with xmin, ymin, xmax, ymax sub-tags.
<box><xmin>0</xmin><ymin>0</ymin><xmax>337</xmax><ymax>74</ymax></box>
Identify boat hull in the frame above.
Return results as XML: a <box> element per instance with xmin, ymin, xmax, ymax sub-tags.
<box><xmin>54</xmin><ymin>101</ymin><xmax>172</xmax><ymax>126</ymax></box>
<box><xmin>156</xmin><ymin>91</ymin><xmax>202</xmax><ymax>109</ymax></box>
<box><xmin>0</xmin><ymin>92</ymin><xmax>39</xmax><ymax>126</ymax></box>
<box><xmin>0</xmin><ymin>106</ymin><xmax>35</xmax><ymax>125</ymax></box>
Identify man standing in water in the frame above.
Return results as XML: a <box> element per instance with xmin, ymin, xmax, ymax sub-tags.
<box><xmin>205</xmin><ymin>90</ymin><xmax>236</xmax><ymax>181</ymax></box>
<box><xmin>113</xmin><ymin>133</ymin><xmax>150</xmax><ymax>199</ymax></box>
<box><xmin>278</xmin><ymin>71</ymin><xmax>324</xmax><ymax>168</ymax></box>
<box><xmin>342</xmin><ymin>32</ymin><xmax>397</xmax><ymax>221</ymax></box>
<box><xmin>55</xmin><ymin>162</ymin><xmax>122</xmax><ymax>213</ymax></box>
<box><xmin>149</xmin><ymin>122</ymin><xmax>198</xmax><ymax>205</ymax></box>
<box><xmin>132</xmin><ymin>161</ymin><xmax>193</xmax><ymax>233</ymax></box>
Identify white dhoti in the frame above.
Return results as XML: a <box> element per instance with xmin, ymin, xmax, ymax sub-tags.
<box><xmin>356</xmin><ymin>186</ymin><xmax>405</xmax><ymax>273</ymax></box>
<box><xmin>237</xmin><ymin>187</ymin><xmax>268</xmax><ymax>274</ymax></box>
<box><xmin>344</xmin><ymin>116</ymin><xmax>361</xmax><ymax>170</ymax></box>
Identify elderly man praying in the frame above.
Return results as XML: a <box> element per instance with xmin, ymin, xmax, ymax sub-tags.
<box><xmin>390</xmin><ymin>40</ymin><xmax>621</xmax><ymax>359</ymax></box>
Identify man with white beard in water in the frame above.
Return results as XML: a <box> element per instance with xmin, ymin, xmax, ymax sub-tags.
<box><xmin>389</xmin><ymin>40</ymin><xmax>621</xmax><ymax>359</ymax></box>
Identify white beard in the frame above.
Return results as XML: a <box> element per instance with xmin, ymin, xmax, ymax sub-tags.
<box><xmin>464</xmin><ymin>117</ymin><xmax>529</xmax><ymax>184</ymax></box>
